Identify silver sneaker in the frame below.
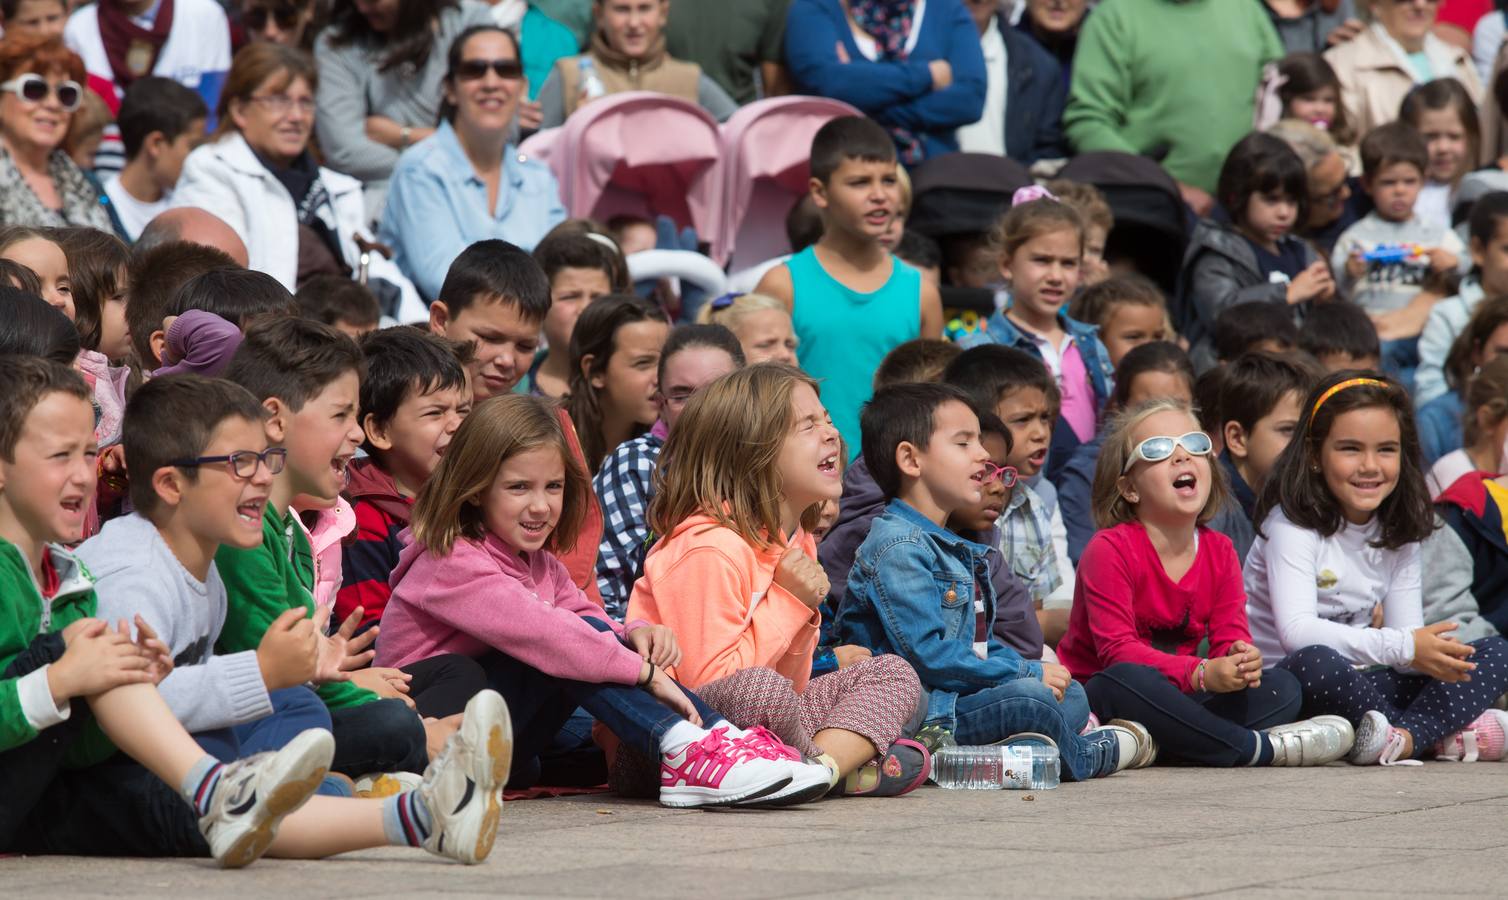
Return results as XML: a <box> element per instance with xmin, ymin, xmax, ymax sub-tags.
<box><xmin>1267</xmin><ymin>715</ymin><xmax>1355</xmax><ymax>766</ymax></box>
<box><xmin>419</xmin><ymin>689</ymin><xmax>511</xmax><ymax>864</ymax></box>
<box><xmin>199</xmin><ymin>728</ymin><xmax>334</xmax><ymax>868</ymax></box>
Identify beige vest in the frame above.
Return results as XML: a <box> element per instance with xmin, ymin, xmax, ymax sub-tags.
<box><xmin>557</xmin><ymin>31</ymin><xmax>702</xmax><ymax>118</ymax></box>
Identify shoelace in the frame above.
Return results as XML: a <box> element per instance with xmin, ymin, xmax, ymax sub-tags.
<box><xmin>662</xmin><ymin>730</ymin><xmax>739</xmax><ymax>786</ymax></box>
<box><xmin>1378</xmin><ymin>727</ymin><xmax>1423</xmax><ymax>767</ymax></box>
<box><xmin>732</xmin><ymin>726</ymin><xmax>802</xmax><ymax>762</ymax></box>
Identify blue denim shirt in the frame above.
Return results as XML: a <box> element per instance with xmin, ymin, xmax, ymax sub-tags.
<box><xmin>834</xmin><ymin>499</ymin><xmax>1043</xmax><ymax>731</ymax></box>
<box><xmin>956</xmin><ymin>309</ymin><xmax>1114</xmax><ymax>404</ymax></box>
<box><xmin>379</xmin><ymin>120</ymin><xmax>567</xmax><ymax>300</ymax></box>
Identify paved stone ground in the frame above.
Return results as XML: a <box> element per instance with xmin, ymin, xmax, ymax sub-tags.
<box><xmin>7</xmin><ymin>762</ymin><xmax>1508</xmax><ymax>898</ymax></box>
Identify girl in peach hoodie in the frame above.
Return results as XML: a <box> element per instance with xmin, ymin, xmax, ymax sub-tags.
<box><xmin>626</xmin><ymin>364</ymin><xmax>928</xmax><ymax>797</ymax></box>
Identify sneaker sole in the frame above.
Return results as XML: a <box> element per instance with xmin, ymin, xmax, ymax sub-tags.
<box><xmin>736</xmin><ymin>769</ymin><xmax>833</xmax><ymax>808</ymax></box>
<box><xmin>217</xmin><ymin>731</ymin><xmax>333</xmax><ymax>869</ymax></box>
<box><xmin>660</xmin><ymin>774</ymin><xmax>793</xmax><ymax>809</ymax></box>
<box><xmin>1346</xmin><ymin>710</ymin><xmax>1388</xmax><ymax>766</ymax></box>
<box><xmin>450</xmin><ymin>691</ymin><xmax>513</xmax><ymax>864</ymax></box>
<box><xmin>1107</xmin><ymin>719</ymin><xmax>1158</xmax><ymax>769</ymax></box>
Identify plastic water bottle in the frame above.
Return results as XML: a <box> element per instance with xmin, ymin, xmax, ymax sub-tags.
<box><xmin>578</xmin><ymin>57</ymin><xmax>607</xmax><ymax>100</ymax></box>
<box><xmin>930</xmin><ymin>744</ymin><xmax>1060</xmax><ymax>790</ymax></box>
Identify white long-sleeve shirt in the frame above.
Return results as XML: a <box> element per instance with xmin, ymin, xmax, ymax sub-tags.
<box><xmin>1244</xmin><ymin>508</ymin><xmax>1420</xmax><ymax>669</ymax></box>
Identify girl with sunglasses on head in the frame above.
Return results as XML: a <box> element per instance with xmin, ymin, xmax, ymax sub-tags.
<box><xmin>379</xmin><ymin>24</ymin><xmax>565</xmax><ymax>301</ymax></box>
<box><xmin>0</xmin><ymin>35</ymin><xmax>112</xmax><ymax>230</ymax></box>
<box><xmin>1246</xmin><ymin>372</ymin><xmax>1508</xmax><ymax>764</ymax></box>
<box><xmin>1057</xmin><ymin>398</ymin><xmax>1357</xmax><ymax>767</ymax></box>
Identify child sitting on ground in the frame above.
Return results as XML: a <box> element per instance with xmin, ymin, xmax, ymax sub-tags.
<box><xmin>1068</xmin><ymin>273</ymin><xmax>1169</xmax><ymax>368</ymax></box>
<box><xmin>296</xmin><ymin>275</ymin><xmax>381</xmax><ymax>340</ymax></box>
<box><xmin>697</xmin><ymin>292</ymin><xmax>800</xmax><ymax>367</ymax></box>
<box><xmin>1213</xmin><ymin>299</ymin><xmax>1301</xmax><ymax>364</ymax></box>
<box><xmin>1416</xmin><ymin>193</ymin><xmax>1508</xmax><ymax>407</ymax></box>
<box><xmin>337</xmin><ymin>328</ymin><xmax>473</xmax><ymax>633</ymax></box>
<box><xmin>1057</xmin><ymin>398</ymin><xmax>1355</xmax><ymax>767</ymax></box>
<box><xmin>377</xmin><ymin>393</ymin><xmax>825</xmax><ymax>805</ymax></box>
<box><xmin>1418</xmin><ymin>295</ymin><xmax>1508</xmax><ymax>467</ymax></box>
<box><xmin>626</xmin><ymin>364</ymin><xmax>929</xmax><ymax>799</ymax></box>
<box><xmin>526</xmin><ymin>231</ymin><xmax>625</xmax><ymax>398</ymax></box>
<box><xmin>835</xmin><ymin>383</ymin><xmax>1148</xmax><ymax>776</ymax></box>
<box><xmin>1428</xmin><ymin>355</ymin><xmax>1508</xmax><ymax>498</ymax></box>
<box><xmin>1180</xmin><ymin>132</ymin><xmax>1334</xmax><ymax>372</ymax></box>
<box><xmin>1298</xmin><ymin>302</ymin><xmax>1382</xmax><ymax>372</ymax></box>
<box><xmin>1045</xmin><ymin>178</ymin><xmax>1114</xmax><ymax>287</ymax></box>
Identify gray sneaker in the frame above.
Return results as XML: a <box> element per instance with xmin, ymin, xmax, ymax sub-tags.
<box><xmin>420</xmin><ymin>689</ymin><xmax>512</xmax><ymax>864</ymax></box>
<box><xmin>1267</xmin><ymin>715</ymin><xmax>1355</xmax><ymax>766</ymax></box>
<box><xmin>199</xmin><ymin>728</ymin><xmax>334</xmax><ymax>868</ymax></box>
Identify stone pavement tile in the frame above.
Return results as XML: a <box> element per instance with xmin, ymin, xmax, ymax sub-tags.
<box><xmin>1266</xmin><ymin>849</ymin><xmax>1508</xmax><ymax>894</ymax></box>
<box><xmin>1257</xmin><ymin>800</ymin><xmax>1508</xmax><ymax>851</ymax></box>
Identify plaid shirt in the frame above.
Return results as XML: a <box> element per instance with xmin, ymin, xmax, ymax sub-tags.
<box><xmin>998</xmin><ymin>482</ymin><xmax>1062</xmax><ymax>604</ymax></box>
<box><xmin>593</xmin><ymin>432</ymin><xmax>665</xmax><ymax>619</ymax></box>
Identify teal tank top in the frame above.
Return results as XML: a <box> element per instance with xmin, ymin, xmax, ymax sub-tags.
<box><xmin>787</xmin><ymin>247</ymin><xmax>922</xmax><ymax>457</ymax></box>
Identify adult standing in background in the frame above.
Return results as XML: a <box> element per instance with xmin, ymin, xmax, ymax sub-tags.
<box><xmin>381</xmin><ymin>25</ymin><xmax>566</xmax><ymax>300</ymax></box>
<box><xmin>535</xmin><ymin>0</ymin><xmax>738</xmax><ymax>129</ymax></box>
<box><xmin>1012</xmin><ymin>0</ymin><xmax>1088</xmax><ymax>86</ymax></box>
<box><xmin>315</xmin><ymin>0</ymin><xmax>493</xmax><ymax>215</ymax></box>
<box><xmin>785</xmin><ymin>0</ymin><xmax>986</xmax><ymax>164</ymax></box>
<box><xmin>1264</xmin><ymin>0</ymin><xmax>1364</xmax><ymax>55</ymax></box>
<box><xmin>1064</xmin><ymin>0</ymin><xmax>1282</xmax><ymax>214</ymax></box>
<box><xmin>957</xmin><ymin>0</ymin><xmax>1066</xmax><ymax>163</ymax></box>
<box><xmin>665</xmin><ymin>0</ymin><xmax>792</xmax><ymax>105</ymax></box>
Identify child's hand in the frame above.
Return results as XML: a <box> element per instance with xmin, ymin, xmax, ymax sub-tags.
<box><xmin>256</xmin><ymin>607</ymin><xmax>319</xmax><ymax>690</ymax></box>
<box><xmin>1427</xmin><ymin>247</ymin><xmax>1459</xmax><ymax>273</ymax></box>
<box><xmin>834</xmin><ymin>645</ymin><xmax>872</xmax><ymax>669</ymax></box>
<box><xmin>100</xmin><ymin>445</ymin><xmax>126</xmax><ymax>476</ymax></box>
<box><xmin>1412</xmin><ymin>621</ymin><xmax>1477</xmax><ymax>682</ymax></box>
<box><xmin>349</xmin><ymin>667</ymin><xmax>415</xmax><ymax>708</ymax></box>
<box><xmin>773</xmin><ymin>545</ymin><xmax>829</xmax><ymax>610</ymax></box>
<box><xmin>47</xmin><ymin>623</ymin><xmax>153</xmax><ymax>705</ymax></box>
<box><xmin>1345</xmin><ymin>249</ymin><xmax>1367</xmax><ymax>280</ymax></box>
<box><xmin>626</xmin><ymin>624</ymin><xmax>682</xmax><ymax>668</ymax></box>
<box><xmin>330</xmin><ymin>607</ymin><xmax>378</xmax><ymax>671</ymax></box>
<box><xmin>1039</xmin><ymin>662</ymin><xmax>1072</xmax><ymax>701</ymax></box>
<box><xmin>1224</xmin><ymin>640</ymin><xmax>1263</xmax><ymax>688</ymax></box>
<box><xmin>126</xmin><ymin>616</ymin><xmax>175</xmax><ymax>683</ymax></box>
<box><xmin>1288</xmin><ymin>261</ymin><xmax>1334</xmax><ymax>304</ymax></box>
<box><xmin>61</xmin><ymin>617</ymin><xmax>105</xmax><ymax>646</ymax></box>
<box><xmin>643</xmin><ymin>664</ymin><xmax>701</xmax><ymax>726</ymax></box>
<box><xmin>1371</xmin><ymin>604</ymin><xmax>1385</xmax><ymax>629</ymax></box>
<box><xmin>1202</xmin><ymin>656</ymin><xmax>1250</xmax><ymax>693</ymax></box>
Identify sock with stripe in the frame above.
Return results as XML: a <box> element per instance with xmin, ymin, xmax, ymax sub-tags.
<box><xmin>181</xmin><ymin>755</ymin><xmax>225</xmax><ymax>817</ymax></box>
<box><xmin>382</xmin><ymin>791</ymin><xmax>434</xmax><ymax>847</ymax></box>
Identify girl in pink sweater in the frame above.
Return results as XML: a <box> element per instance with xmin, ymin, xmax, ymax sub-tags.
<box><xmin>1056</xmin><ymin>399</ymin><xmax>1354</xmax><ymax>767</ymax></box>
<box><xmin>379</xmin><ymin>394</ymin><xmax>827</xmax><ymax>807</ymax></box>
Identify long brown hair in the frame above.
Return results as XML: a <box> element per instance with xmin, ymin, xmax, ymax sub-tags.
<box><xmin>411</xmin><ymin>394</ymin><xmax>587</xmax><ymax>556</ymax></box>
<box><xmin>566</xmin><ymin>294</ymin><xmax>669</xmax><ymax>473</ymax></box>
<box><xmin>649</xmin><ymin>363</ymin><xmax>823</xmax><ymax>550</ymax></box>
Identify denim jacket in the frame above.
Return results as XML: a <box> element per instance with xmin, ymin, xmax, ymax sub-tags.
<box><xmin>956</xmin><ymin>309</ymin><xmax>1114</xmax><ymax>404</ymax></box>
<box><xmin>834</xmin><ymin>499</ymin><xmax>1043</xmax><ymax>732</ymax></box>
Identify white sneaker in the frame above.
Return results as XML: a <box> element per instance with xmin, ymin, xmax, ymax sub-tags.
<box><xmin>659</xmin><ymin>729</ymin><xmax>792</xmax><ymax>808</ymax></box>
<box><xmin>1266</xmin><ymin>715</ymin><xmax>1355</xmax><ymax>766</ymax></box>
<box><xmin>419</xmin><ymin>689</ymin><xmax>512</xmax><ymax>864</ymax></box>
<box><xmin>199</xmin><ymin>728</ymin><xmax>334</xmax><ymax>868</ymax></box>
<box><xmin>1346</xmin><ymin>710</ymin><xmax>1422</xmax><ymax>766</ymax></box>
<box><xmin>1105</xmin><ymin>719</ymin><xmax>1158</xmax><ymax>770</ymax></box>
<box><xmin>354</xmin><ymin>771</ymin><xmax>422</xmax><ymax>797</ymax></box>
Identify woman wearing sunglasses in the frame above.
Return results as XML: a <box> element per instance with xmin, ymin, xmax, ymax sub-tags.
<box><xmin>1055</xmin><ymin>398</ymin><xmax>1358</xmax><ymax>767</ymax></box>
<box><xmin>239</xmin><ymin>0</ymin><xmax>320</xmax><ymax>50</ymax></box>
<box><xmin>0</xmin><ymin>35</ymin><xmax>113</xmax><ymax>229</ymax></box>
<box><xmin>535</xmin><ymin>0</ymin><xmax>737</xmax><ymax>130</ymax></box>
<box><xmin>379</xmin><ymin>25</ymin><xmax>565</xmax><ymax>301</ymax></box>
<box><xmin>172</xmin><ymin>42</ymin><xmax>421</xmax><ymax>314</ymax></box>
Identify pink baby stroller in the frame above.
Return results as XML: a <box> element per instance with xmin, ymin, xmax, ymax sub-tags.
<box><xmin>714</xmin><ymin>96</ymin><xmax>861</xmax><ymax>271</ymax></box>
<box><xmin>522</xmin><ymin>91</ymin><xmax>724</xmax><ymax>248</ymax></box>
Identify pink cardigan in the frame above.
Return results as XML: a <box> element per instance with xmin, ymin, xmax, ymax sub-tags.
<box><xmin>376</xmin><ymin>529</ymin><xmax>649</xmax><ymax>685</ymax></box>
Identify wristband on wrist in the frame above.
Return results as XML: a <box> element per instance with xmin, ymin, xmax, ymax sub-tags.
<box><xmin>400</xmin><ymin>126</ymin><xmax>412</xmax><ymax>148</ymax></box>
<box><xmin>639</xmin><ymin>662</ymin><xmax>655</xmax><ymax>687</ymax></box>
<box><xmin>1194</xmin><ymin>659</ymin><xmax>1207</xmax><ymax>693</ymax></box>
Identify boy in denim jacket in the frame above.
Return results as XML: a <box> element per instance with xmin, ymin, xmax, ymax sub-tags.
<box><xmin>834</xmin><ymin>383</ymin><xmax>1145</xmax><ymax>781</ymax></box>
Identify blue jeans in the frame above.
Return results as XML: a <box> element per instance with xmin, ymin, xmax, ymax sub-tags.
<box><xmin>328</xmin><ymin>697</ymin><xmax>429</xmax><ymax>777</ymax></box>
<box><xmin>479</xmin><ymin>617</ymin><xmax>723</xmax><ymax>789</ymax></box>
<box><xmin>194</xmin><ymin>687</ymin><xmax>350</xmax><ymax>796</ymax></box>
<box><xmin>952</xmin><ymin>678</ymin><xmax>1113</xmax><ymax>780</ymax></box>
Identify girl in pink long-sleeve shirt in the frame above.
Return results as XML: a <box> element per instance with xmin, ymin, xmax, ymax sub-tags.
<box><xmin>379</xmin><ymin>393</ymin><xmax>825</xmax><ymax>807</ymax></box>
<box><xmin>1056</xmin><ymin>399</ymin><xmax>1354</xmax><ymax>767</ymax></box>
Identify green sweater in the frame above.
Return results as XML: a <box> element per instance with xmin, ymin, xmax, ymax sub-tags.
<box><xmin>0</xmin><ymin>540</ymin><xmax>96</xmax><ymax>752</ymax></box>
<box><xmin>1063</xmin><ymin>0</ymin><xmax>1283</xmax><ymax>193</ymax></box>
<box><xmin>215</xmin><ymin>505</ymin><xmax>376</xmax><ymax>710</ymax></box>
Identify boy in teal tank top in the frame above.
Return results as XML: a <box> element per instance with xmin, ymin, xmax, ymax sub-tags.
<box><xmin>757</xmin><ymin>117</ymin><xmax>943</xmax><ymax>456</ymax></box>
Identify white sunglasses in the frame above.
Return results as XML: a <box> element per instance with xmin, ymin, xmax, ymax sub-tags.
<box><xmin>1122</xmin><ymin>431</ymin><xmax>1213</xmax><ymax>473</ymax></box>
<box><xmin>0</xmin><ymin>74</ymin><xmax>82</xmax><ymax>112</ymax></box>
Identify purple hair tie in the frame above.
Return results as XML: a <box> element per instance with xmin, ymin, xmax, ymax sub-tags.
<box><xmin>1012</xmin><ymin>185</ymin><xmax>1058</xmax><ymax>206</ymax></box>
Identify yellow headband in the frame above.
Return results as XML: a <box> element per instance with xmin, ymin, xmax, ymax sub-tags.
<box><xmin>1311</xmin><ymin>377</ymin><xmax>1389</xmax><ymax>418</ymax></box>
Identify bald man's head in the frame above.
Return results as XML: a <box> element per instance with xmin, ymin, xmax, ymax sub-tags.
<box><xmin>137</xmin><ymin>208</ymin><xmax>250</xmax><ymax>267</ymax></box>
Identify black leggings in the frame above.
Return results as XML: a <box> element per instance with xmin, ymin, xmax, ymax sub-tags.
<box><xmin>1084</xmin><ymin>662</ymin><xmax>1302</xmax><ymax>766</ymax></box>
<box><xmin>400</xmin><ymin>652</ymin><xmax>487</xmax><ymax>719</ymax></box>
<box><xmin>1276</xmin><ymin>638</ymin><xmax>1508</xmax><ymax>759</ymax></box>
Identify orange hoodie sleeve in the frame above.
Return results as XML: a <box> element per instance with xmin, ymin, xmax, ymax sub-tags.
<box><xmin>643</xmin><ymin>539</ymin><xmax>820</xmax><ymax>692</ymax></box>
<box><xmin>554</xmin><ymin>408</ymin><xmax>605</xmax><ymax>608</ymax></box>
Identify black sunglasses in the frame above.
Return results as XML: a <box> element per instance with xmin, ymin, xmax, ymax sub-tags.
<box><xmin>454</xmin><ymin>58</ymin><xmax>523</xmax><ymax>82</ymax></box>
<box><xmin>243</xmin><ymin>6</ymin><xmax>301</xmax><ymax>30</ymax></box>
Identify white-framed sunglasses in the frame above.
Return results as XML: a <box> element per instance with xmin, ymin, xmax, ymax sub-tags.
<box><xmin>1122</xmin><ymin>431</ymin><xmax>1213</xmax><ymax>473</ymax></box>
<box><xmin>0</xmin><ymin>73</ymin><xmax>82</xmax><ymax>112</ymax></box>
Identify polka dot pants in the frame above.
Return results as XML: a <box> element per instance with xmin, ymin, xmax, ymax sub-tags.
<box><xmin>1276</xmin><ymin>638</ymin><xmax>1508</xmax><ymax>758</ymax></box>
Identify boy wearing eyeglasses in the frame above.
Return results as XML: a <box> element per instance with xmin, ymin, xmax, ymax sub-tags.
<box><xmin>834</xmin><ymin>382</ymin><xmax>1148</xmax><ymax>777</ymax></box>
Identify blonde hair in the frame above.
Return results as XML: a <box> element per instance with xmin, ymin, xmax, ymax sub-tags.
<box><xmin>1092</xmin><ymin>398</ymin><xmax>1226</xmax><ymax>529</ymax></box>
<box><xmin>1044</xmin><ymin>179</ymin><xmax>1113</xmax><ymax>234</ymax></box>
<box><xmin>895</xmin><ymin>165</ymin><xmax>913</xmax><ymax>216</ymax></box>
<box><xmin>990</xmin><ymin>197</ymin><xmax>1084</xmax><ymax>263</ymax></box>
<box><xmin>696</xmin><ymin>292</ymin><xmax>790</xmax><ymax>332</ymax></box>
<box><xmin>649</xmin><ymin>363</ymin><xmax>822</xmax><ymax>549</ymax></box>
<box><xmin>411</xmin><ymin>394</ymin><xmax>588</xmax><ymax>557</ymax></box>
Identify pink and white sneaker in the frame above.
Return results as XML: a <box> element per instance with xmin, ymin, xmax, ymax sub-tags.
<box><xmin>1435</xmin><ymin>710</ymin><xmax>1508</xmax><ymax>762</ymax></box>
<box><xmin>1346</xmin><ymin>710</ymin><xmax>1422</xmax><ymax>766</ymax></box>
<box><xmin>726</xmin><ymin>726</ymin><xmax>833</xmax><ymax>807</ymax></box>
<box><xmin>659</xmin><ymin>730</ymin><xmax>792</xmax><ymax>808</ymax></box>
